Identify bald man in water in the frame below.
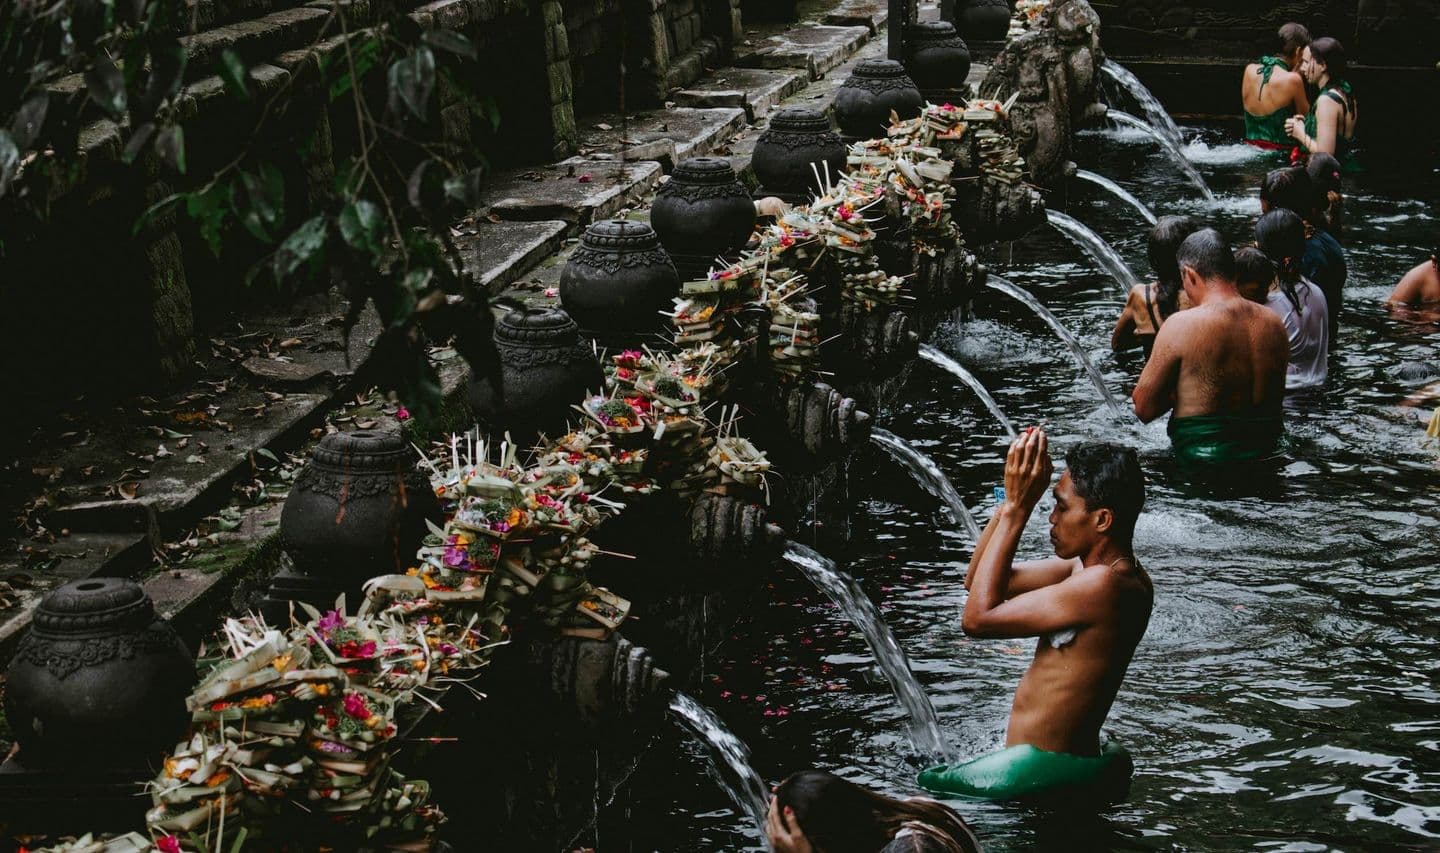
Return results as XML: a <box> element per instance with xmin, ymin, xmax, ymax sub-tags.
<box><xmin>1133</xmin><ymin>229</ymin><xmax>1290</xmax><ymax>464</ymax></box>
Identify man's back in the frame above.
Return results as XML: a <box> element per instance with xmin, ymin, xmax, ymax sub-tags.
<box><xmin>1388</xmin><ymin>259</ymin><xmax>1440</xmax><ymax>306</ymax></box>
<box><xmin>1154</xmin><ymin>296</ymin><xmax>1289</xmax><ymax>418</ymax></box>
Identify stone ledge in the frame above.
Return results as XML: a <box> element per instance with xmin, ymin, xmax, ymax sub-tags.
<box><xmin>734</xmin><ymin>24</ymin><xmax>871</xmax><ymax>79</ymax></box>
<box><xmin>822</xmin><ymin>0</ymin><xmax>889</xmax><ymax>33</ymax></box>
<box><xmin>458</xmin><ymin>220</ymin><xmax>572</xmax><ymax>295</ymax></box>
<box><xmin>672</xmin><ymin>68</ymin><xmax>808</xmax><ymax>120</ymax></box>
<box><xmin>569</xmin><ymin>107</ymin><xmax>749</xmax><ymax>171</ymax></box>
<box><xmin>483</xmin><ymin>160</ymin><xmax>662</xmax><ymax>228</ymax></box>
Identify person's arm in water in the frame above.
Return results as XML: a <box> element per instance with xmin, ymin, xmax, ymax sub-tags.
<box><xmin>1132</xmin><ymin>315</ymin><xmax>1184</xmax><ymax>422</ymax></box>
<box><xmin>1110</xmin><ymin>286</ymin><xmax>1142</xmax><ymax>352</ymax></box>
<box><xmin>963</xmin><ymin>430</ymin><xmax>1113</xmax><ymax>639</ymax></box>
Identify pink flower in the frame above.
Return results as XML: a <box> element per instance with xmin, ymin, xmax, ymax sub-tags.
<box><xmin>316</xmin><ymin>609</ymin><xmax>345</xmax><ymax>635</ymax></box>
<box><xmin>443</xmin><ymin>545</ymin><xmax>468</xmax><ymax>567</ymax></box>
<box><xmin>395</xmin><ymin>406</ymin><xmax>410</xmax><ymax>421</ymax></box>
<box><xmin>343</xmin><ymin>693</ymin><xmax>372</xmax><ymax>720</ymax></box>
<box><xmin>156</xmin><ymin>837</ymin><xmax>182</xmax><ymax>853</ymax></box>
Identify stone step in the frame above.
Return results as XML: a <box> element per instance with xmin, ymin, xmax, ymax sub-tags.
<box><xmin>482</xmin><ymin>160</ymin><xmax>662</xmax><ymax>228</ymax></box>
<box><xmin>458</xmin><ymin>220</ymin><xmax>572</xmax><ymax>295</ymax></box>
<box><xmin>672</xmin><ymin>68</ymin><xmax>809</xmax><ymax>120</ymax></box>
<box><xmin>734</xmin><ymin>24</ymin><xmax>871</xmax><ymax>80</ymax></box>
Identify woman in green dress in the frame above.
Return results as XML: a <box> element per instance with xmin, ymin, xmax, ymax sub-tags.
<box><xmin>1286</xmin><ymin>37</ymin><xmax>1359</xmax><ymax>169</ymax></box>
<box><xmin>1241</xmin><ymin>22</ymin><xmax>1311</xmax><ymax>150</ymax></box>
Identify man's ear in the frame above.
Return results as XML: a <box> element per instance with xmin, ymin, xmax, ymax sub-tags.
<box><xmin>1093</xmin><ymin>507</ymin><xmax>1114</xmax><ymax>535</ymax></box>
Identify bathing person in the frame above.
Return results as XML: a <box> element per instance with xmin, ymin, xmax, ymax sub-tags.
<box><xmin>1286</xmin><ymin>37</ymin><xmax>1358</xmax><ymax>168</ymax></box>
<box><xmin>1111</xmin><ymin>215</ymin><xmax>1201</xmax><ymax>358</ymax></box>
<box><xmin>768</xmin><ymin>770</ymin><xmax>981</xmax><ymax>852</ymax></box>
<box><xmin>1133</xmin><ymin>229</ymin><xmax>1289</xmax><ymax>463</ymax></box>
<box><xmin>1305</xmin><ymin>152</ymin><xmax>1345</xmax><ymax>239</ymax></box>
<box><xmin>1262</xmin><ymin>166</ymin><xmax>1347</xmax><ymax>338</ymax></box>
<box><xmin>916</xmin><ymin>432</ymin><xmax>1150</xmax><ymax>801</ymax></box>
<box><xmin>1387</xmin><ymin>249</ymin><xmax>1440</xmax><ymax>306</ymax></box>
<box><xmin>1242</xmin><ymin>22</ymin><xmax>1311</xmax><ymax>150</ymax></box>
<box><xmin>1234</xmin><ymin>245</ymin><xmax>1275</xmax><ymax>305</ymax></box>
<box><xmin>1256</xmin><ymin>210</ymin><xmax>1330</xmax><ymax>391</ymax></box>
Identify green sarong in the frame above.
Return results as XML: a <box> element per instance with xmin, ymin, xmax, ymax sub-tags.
<box><xmin>1243</xmin><ymin>56</ymin><xmax>1295</xmax><ymax>148</ymax></box>
<box><xmin>1168</xmin><ymin>412</ymin><xmax>1283</xmax><ymax>465</ymax></box>
<box><xmin>917</xmin><ymin>740</ymin><xmax>1132</xmax><ymax>802</ymax></box>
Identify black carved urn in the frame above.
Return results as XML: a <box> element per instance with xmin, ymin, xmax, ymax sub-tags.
<box><xmin>4</xmin><ymin>578</ymin><xmax>193</xmax><ymax>769</ymax></box>
<box><xmin>833</xmin><ymin>59</ymin><xmax>925</xmax><ymax>141</ymax></box>
<box><xmin>468</xmin><ymin>306</ymin><xmax>604</xmax><ymax>443</ymax></box>
<box><xmin>752</xmin><ymin>107</ymin><xmax>847</xmax><ymax>205</ymax></box>
<box><xmin>946</xmin><ymin>0</ymin><xmax>1013</xmax><ymax>42</ymax></box>
<box><xmin>277</xmin><ymin>430</ymin><xmax>441</xmax><ymax>599</ymax></box>
<box><xmin>560</xmin><ymin>219</ymin><xmax>681</xmax><ymax>352</ymax></box>
<box><xmin>903</xmin><ymin>21</ymin><xmax>972</xmax><ymax>100</ymax></box>
<box><xmin>649</xmin><ymin>157</ymin><xmax>756</xmax><ymax>282</ymax></box>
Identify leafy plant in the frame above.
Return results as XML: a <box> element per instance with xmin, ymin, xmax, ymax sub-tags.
<box><xmin>0</xmin><ymin>0</ymin><xmax>503</xmax><ymax>418</ymax></box>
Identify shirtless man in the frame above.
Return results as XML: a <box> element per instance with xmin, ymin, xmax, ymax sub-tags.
<box><xmin>1133</xmin><ymin>229</ymin><xmax>1290</xmax><ymax>464</ymax></box>
<box><xmin>963</xmin><ymin>430</ymin><xmax>1151</xmax><ymax>757</ymax></box>
<box><xmin>1387</xmin><ymin>249</ymin><xmax>1440</xmax><ymax>307</ymax></box>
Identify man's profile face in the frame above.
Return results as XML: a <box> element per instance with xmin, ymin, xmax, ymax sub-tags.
<box><xmin>1048</xmin><ymin>472</ymin><xmax>1103</xmax><ymax>559</ymax></box>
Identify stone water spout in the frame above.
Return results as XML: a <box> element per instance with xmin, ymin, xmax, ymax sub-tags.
<box><xmin>688</xmin><ymin>493</ymin><xmax>785</xmax><ymax>562</ymax></box>
<box><xmin>979</xmin><ymin>0</ymin><xmax>1107</xmax><ymax>187</ymax></box>
<box><xmin>526</xmin><ymin>632</ymin><xmax>670</xmax><ymax>725</ymax></box>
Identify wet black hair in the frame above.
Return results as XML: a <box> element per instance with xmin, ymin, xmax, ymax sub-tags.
<box><xmin>1234</xmin><ymin>245</ymin><xmax>1274</xmax><ymax>295</ymax></box>
<box><xmin>1147</xmin><ymin>214</ymin><xmax>1201</xmax><ymax>315</ymax></box>
<box><xmin>1309</xmin><ymin>37</ymin><xmax>1348</xmax><ymax>85</ymax></box>
<box><xmin>1256</xmin><ymin>209</ymin><xmax>1307</xmax><ymax>313</ymax></box>
<box><xmin>1175</xmin><ymin>228</ymin><xmax>1236</xmax><ymax>284</ymax></box>
<box><xmin>1065</xmin><ymin>442</ymin><xmax>1145</xmax><ymax>541</ymax></box>
<box><xmin>774</xmin><ymin>770</ymin><xmax>980</xmax><ymax>853</ymax></box>
<box><xmin>1306</xmin><ymin>153</ymin><xmax>1344</xmax><ymax>236</ymax></box>
<box><xmin>1277</xmin><ymin>22</ymin><xmax>1311</xmax><ymax>61</ymax></box>
<box><xmin>1261</xmin><ymin>166</ymin><xmax>1317</xmax><ymax>222</ymax></box>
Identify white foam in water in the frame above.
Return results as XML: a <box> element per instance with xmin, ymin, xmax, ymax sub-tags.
<box><xmin>1180</xmin><ymin>141</ymin><xmax>1271</xmax><ymax>166</ymax></box>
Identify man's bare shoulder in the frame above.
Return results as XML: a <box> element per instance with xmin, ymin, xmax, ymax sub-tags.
<box><xmin>1076</xmin><ymin>561</ymin><xmax>1154</xmax><ymax>601</ymax></box>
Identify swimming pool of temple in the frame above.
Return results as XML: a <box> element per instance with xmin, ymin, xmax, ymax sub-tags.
<box><xmin>618</xmin><ymin>125</ymin><xmax>1440</xmax><ymax>850</ymax></box>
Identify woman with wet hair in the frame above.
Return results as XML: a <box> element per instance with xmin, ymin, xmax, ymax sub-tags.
<box><xmin>1111</xmin><ymin>215</ymin><xmax>1201</xmax><ymax>358</ymax></box>
<box><xmin>1305</xmin><ymin>152</ymin><xmax>1345</xmax><ymax>239</ymax></box>
<box><xmin>1242</xmin><ymin>22</ymin><xmax>1311</xmax><ymax>150</ymax></box>
<box><xmin>767</xmin><ymin>770</ymin><xmax>980</xmax><ymax>853</ymax></box>
<box><xmin>1256</xmin><ymin>209</ymin><xmax>1329</xmax><ymax>391</ymax></box>
<box><xmin>1286</xmin><ymin>37</ymin><xmax>1358</xmax><ymax>168</ymax></box>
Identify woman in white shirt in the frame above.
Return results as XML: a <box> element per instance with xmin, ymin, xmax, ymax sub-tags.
<box><xmin>1255</xmin><ymin>209</ymin><xmax>1330</xmax><ymax>391</ymax></box>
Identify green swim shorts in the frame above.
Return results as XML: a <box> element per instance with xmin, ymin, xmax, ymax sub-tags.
<box><xmin>1168</xmin><ymin>412</ymin><xmax>1284</xmax><ymax>466</ymax></box>
<box><xmin>916</xmin><ymin>740</ymin><xmax>1133</xmax><ymax>802</ymax></box>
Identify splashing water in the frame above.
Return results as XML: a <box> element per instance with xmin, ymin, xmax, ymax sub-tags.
<box><xmin>986</xmin><ymin>276</ymin><xmax>1130</xmax><ymax>418</ymax></box>
<box><xmin>668</xmin><ymin>692</ymin><xmax>770</xmax><ymax>840</ymax></box>
<box><xmin>1046</xmin><ymin>209</ymin><xmax>1144</xmax><ymax>290</ymax></box>
<box><xmin>871</xmin><ymin>428</ymin><xmax>983</xmax><ymax>541</ymax></box>
<box><xmin>783</xmin><ymin>542</ymin><xmax>953</xmax><ymax>762</ymax></box>
<box><xmin>1106</xmin><ymin>110</ymin><xmax>1216</xmax><ymax>201</ymax></box>
<box><xmin>1102</xmin><ymin>61</ymin><xmax>1186</xmax><ymax>150</ymax></box>
<box><xmin>1075</xmin><ymin>169</ymin><xmax>1158</xmax><ymax>225</ymax></box>
<box><xmin>918</xmin><ymin>344</ymin><xmax>1019</xmax><ymax>440</ymax></box>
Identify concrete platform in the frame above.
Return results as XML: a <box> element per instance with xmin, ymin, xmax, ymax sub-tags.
<box><xmin>735</xmin><ymin>24</ymin><xmax>871</xmax><ymax>79</ymax></box>
<box><xmin>823</xmin><ymin>0</ymin><xmax>889</xmax><ymax>33</ymax></box>
<box><xmin>569</xmin><ymin>107</ymin><xmax>750</xmax><ymax>170</ymax></box>
<box><xmin>458</xmin><ymin>220</ymin><xmax>571</xmax><ymax>295</ymax></box>
<box><xmin>483</xmin><ymin>160</ymin><xmax>663</xmax><ymax>227</ymax></box>
<box><xmin>672</xmin><ymin>68</ymin><xmax>809</xmax><ymax>120</ymax></box>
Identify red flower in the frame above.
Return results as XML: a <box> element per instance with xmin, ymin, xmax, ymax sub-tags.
<box><xmin>343</xmin><ymin>693</ymin><xmax>372</xmax><ymax>720</ymax></box>
<box><xmin>156</xmin><ymin>836</ymin><xmax>182</xmax><ymax>853</ymax></box>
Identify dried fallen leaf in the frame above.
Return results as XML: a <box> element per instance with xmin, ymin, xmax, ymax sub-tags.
<box><xmin>174</xmin><ymin>410</ymin><xmax>210</xmax><ymax>426</ymax></box>
<box><xmin>263</xmin><ymin>391</ymin><xmax>284</xmax><ymax>402</ymax></box>
<box><xmin>355</xmin><ymin>419</ymin><xmax>377</xmax><ymax>429</ymax></box>
<box><xmin>278</xmin><ymin>337</ymin><xmax>303</xmax><ymax>349</ymax></box>
<box><xmin>185</xmin><ymin>455</ymin><xmax>205</xmax><ymax>464</ymax></box>
<box><xmin>177</xmin><ymin>437</ymin><xmax>189</xmax><ymax>450</ymax></box>
<box><xmin>156</xmin><ymin>444</ymin><xmax>172</xmax><ymax>459</ymax></box>
<box><xmin>118</xmin><ymin>481</ymin><xmax>140</xmax><ymax>501</ymax></box>
<box><xmin>594</xmin><ymin>122</ymin><xmax>613</xmax><ymax>131</ymax></box>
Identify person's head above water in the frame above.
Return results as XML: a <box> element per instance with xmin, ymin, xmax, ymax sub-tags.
<box><xmin>1148</xmin><ymin>214</ymin><xmax>1202</xmax><ymax>314</ymax></box>
<box><xmin>1306</xmin><ymin>153</ymin><xmax>1342</xmax><ymax>195</ymax></box>
<box><xmin>1234</xmin><ymin>245</ymin><xmax>1275</xmax><ymax>304</ymax></box>
<box><xmin>1256</xmin><ymin>209</ymin><xmax>1306</xmax><ymax>284</ymax></box>
<box><xmin>1050</xmin><ymin>443</ymin><xmax>1145</xmax><ymax>555</ymax></box>
<box><xmin>770</xmin><ymin>770</ymin><xmax>979</xmax><ymax>853</ymax></box>
<box><xmin>1276</xmin><ymin>22</ymin><xmax>1311</xmax><ymax>66</ymax></box>
<box><xmin>1176</xmin><ymin>228</ymin><xmax>1237</xmax><ymax>300</ymax></box>
<box><xmin>1260</xmin><ymin>166</ymin><xmax>1316</xmax><ymax>221</ymax></box>
<box><xmin>1304</xmin><ymin>37</ymin><xmax>1348</xmax><ymax>87</ymax></box>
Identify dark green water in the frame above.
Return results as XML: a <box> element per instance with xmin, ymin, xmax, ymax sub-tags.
<box><xmin>623</xmin><ymin>127</ymin><xmax>1440</xmax><ymax>850</ymax></box>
